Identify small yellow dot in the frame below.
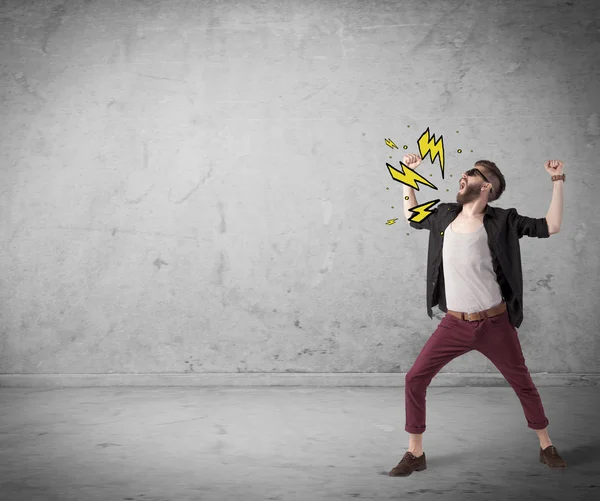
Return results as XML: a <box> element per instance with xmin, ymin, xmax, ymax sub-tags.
<box><xmin>457</xmin><ymin>149</ymin><xmax>462</xmax><ymax>153</ymax></box>
<box><xmin>456</xmin><ymin>130</ymin><xmax>459</xmax><ymax>133</ymax></box>
<box><xmin>430</xmin><ymin>173</ymin><xmax>433</xmax><ymax>176</ymax></box>
<box><xmin>391</xmin><ymin>206</ymin><xmax>394</xmax><ymax>209</ymax></box>
<box><xmin>403</xmin><ymin>145</ymin><xmax>408</xmax><ymax>149</ymax></box>
<box><xmin>446</xmin><ymin>189</ymin><xmax>449</xmax><ymax>191</ymax></box>
<box><xmin>386</xmin><ymin>187</ymin><xmax>389</xmax><ymax>190</ymax></box>
<box><xmin>450</xmin><ymin>174</ymin><xmax>453</xmax><ymax>177</ymax></box>
<box><xmin>405</xmin><ymin>196</ymin><xmax>409</xmax><ymax>200</ymax></box>
<box><xmin>470</xmin><ymin>149</ymin><xmax>473</xmax><ymax>152</ymax></box>
<box><xmin>407</xmin><ymin>125</ymin><xmax>410</xmax><ymax>128</ymax></box>
<box><xmin>440</xmin><ymin>231</ymin><xmax>444</xmax><ymax>235</ymax></box>
<box><xmin>389</xmin><ymin>156</ymin><xmax>392</xmax><ymax>158</ymax></box>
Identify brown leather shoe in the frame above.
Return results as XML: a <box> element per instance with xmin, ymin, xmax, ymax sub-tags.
<box><xmin>540</xmin><ymin>445</ymin><xmax>567</xmax><ymax>469</ymax></box>
<box><xmin>389</xmin><ymin>451</ymin><xmax>427</xmax><ymax>477</ymax></box>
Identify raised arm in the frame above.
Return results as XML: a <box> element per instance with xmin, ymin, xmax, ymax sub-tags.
<box><xmin>544</xmin><ymin>160</ymin><xmax>564</xmax><ymax>234</ymax></box>
<box><xmin>404</xmin><ymin>186</ymin><xmax>419</xmax><ymax>222</ymax></box>
<box><xmin>403</xmin><ymin>153</ymin><xmax>421</xmax><ymax>222</ymax></box>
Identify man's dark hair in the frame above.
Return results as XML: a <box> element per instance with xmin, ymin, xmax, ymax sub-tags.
<box><xmin>474</xmin><ymin>160</ymin><xmax>506</xmax><ymax>203</ymax></box>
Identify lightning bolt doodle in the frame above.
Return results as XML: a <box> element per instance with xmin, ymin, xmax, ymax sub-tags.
<box><xmin>407</xmin><ymin>199</ymin><xmax>441</xmax><ymax>223</ymax></box>
<box><xmin>385</xmin><ymin>138</ymin><xmax>398</xmax><ymax>149</ymax></box>
<box><xmin>386</xmin><ymin>162</ymin><xmax>438</xmax><ymax>191</ymax></box>
<box><xmin>417</xmin><ymin>127</ymin><xmax>445</xmax><ymax>178</ymax></box>
<box><xmin>384</xmin><ymin>127</ymin><xmax>451</xmax><ymax>226</ymax></box>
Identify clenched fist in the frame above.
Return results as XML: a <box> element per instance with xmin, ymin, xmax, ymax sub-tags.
<box><xmin>403</xmin><ymin>153</ymin><xmax>422</xmax><ymax>170</ymax></box>
<box><xmin>544</xmin><ymin>160</ymin><xmax>564</xmax><ymax>176</ymax></box>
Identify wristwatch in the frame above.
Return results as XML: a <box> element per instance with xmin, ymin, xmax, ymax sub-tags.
<box><xmin>551</xmin><ymin>174</ymin><xmax>566</xmax><ymax>183</ymax></box>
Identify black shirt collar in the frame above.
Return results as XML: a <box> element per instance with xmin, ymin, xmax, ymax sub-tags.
<box><xmin>450</xmin><ymin>203</ymin><xmax>496</xmax><ymax>219</ymax></box>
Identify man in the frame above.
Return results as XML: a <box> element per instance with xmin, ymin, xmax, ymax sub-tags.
<box><xmin>389</xmin><ymin>154</ymin><xmax>566</xmax><ymax>477</ymax></box>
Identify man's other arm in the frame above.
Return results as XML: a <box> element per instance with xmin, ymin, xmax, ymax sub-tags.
<box><xmin>404</xmin><ymin>185</ymin><xmax>418</xmax><ymax>223</ymax></box>
<box><xmin>545</xmin><ymin>176</ymin><xmax>564</xmax><ymax>235</ymax></box>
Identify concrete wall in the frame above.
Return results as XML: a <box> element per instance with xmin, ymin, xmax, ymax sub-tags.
<box><xmin>1</xmin><ymin>0</ymin><xmax>599</xmax><ymax>381</ymax></box>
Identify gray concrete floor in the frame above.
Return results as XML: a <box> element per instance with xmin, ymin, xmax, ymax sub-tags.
<box><xmin>1</xmin><ymin>386</ymin><xmax>599</xmax><ymax>501</ymax></box>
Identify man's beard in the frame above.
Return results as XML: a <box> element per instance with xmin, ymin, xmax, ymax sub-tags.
<box><xmin>456</xmin><ymin>185</ymin><xmax>479</xmax><ymax>205</ymax></box>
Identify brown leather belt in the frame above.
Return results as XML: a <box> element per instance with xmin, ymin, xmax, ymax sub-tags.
<box><xmin>447</xmin><ymin>301</ymin><xmax>507</xmax><ymax>322</ymax></box>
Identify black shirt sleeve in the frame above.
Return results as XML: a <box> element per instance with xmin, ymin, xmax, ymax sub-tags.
<box><xmin>508</xmin><ymin>208</ymin><xmax>550</xmax><ymax>239</ymax></box>
<box><xmin>409</xmin><ymin>204</ymin><xmax>444</xmax><ymax>231</ymax></box>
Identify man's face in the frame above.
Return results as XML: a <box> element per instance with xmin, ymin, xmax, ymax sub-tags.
<box><xmin>456</xmin><ymin>169</ymin><xmax>487</xmax><ymax>205</ymax></box>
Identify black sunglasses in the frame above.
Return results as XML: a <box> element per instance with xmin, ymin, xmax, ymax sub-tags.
<box><xmin>466</xmin><ymin>168</ymin><xmax>492</xmax><ymax>192</ymax></box>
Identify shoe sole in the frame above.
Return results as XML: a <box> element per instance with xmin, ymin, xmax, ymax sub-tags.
<box><xmin>540</xmin><ymin>457</ymin><xmax>567</xmax><ymax>469</ymax></box>
<box><xmin>389</xmin><ymin>464</ymin><xmax>427</xmax><ymax>477</ymax></box>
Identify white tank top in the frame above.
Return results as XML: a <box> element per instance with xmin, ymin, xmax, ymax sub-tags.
<box><xmin>442</xmin><ymin>220</ymin><xmax>503</xmax><ymax>313</ymax></box>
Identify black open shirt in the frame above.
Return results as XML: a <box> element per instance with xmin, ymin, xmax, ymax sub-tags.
<box><xmin>409</xmin><ymin>202</ymin><xmax>550</xmax><ymax>328</ymax></box>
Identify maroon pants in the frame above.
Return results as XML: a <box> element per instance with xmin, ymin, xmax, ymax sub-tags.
<box><xmin>405</xmin><ymin>307</ymin><xmax>549</xmax><ymax>434</ymax></box>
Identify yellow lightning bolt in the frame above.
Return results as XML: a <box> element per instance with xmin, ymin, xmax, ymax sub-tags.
<box><xmin>408</xmin><ymin>199</ymin><xmax>441</xmax><ymax>224</ymax></box>
<box><xmin>387</xmin><ymin>162</ymin><xmax>438</xmax><ymax>191</ymax></box>
<box><xmin>386</xmin><ymin>218</ymin><xmax>398</xmax><ymax>225</ymax></box>
<box><xmin>417</xmin><ymin>127</ymin><xmax>445</xmax><ymax>179</ymax></box>
<box><xmin>385</xmin><ymin>138</ymin><xmax>398</xmax><ymax>149</ymax></box>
